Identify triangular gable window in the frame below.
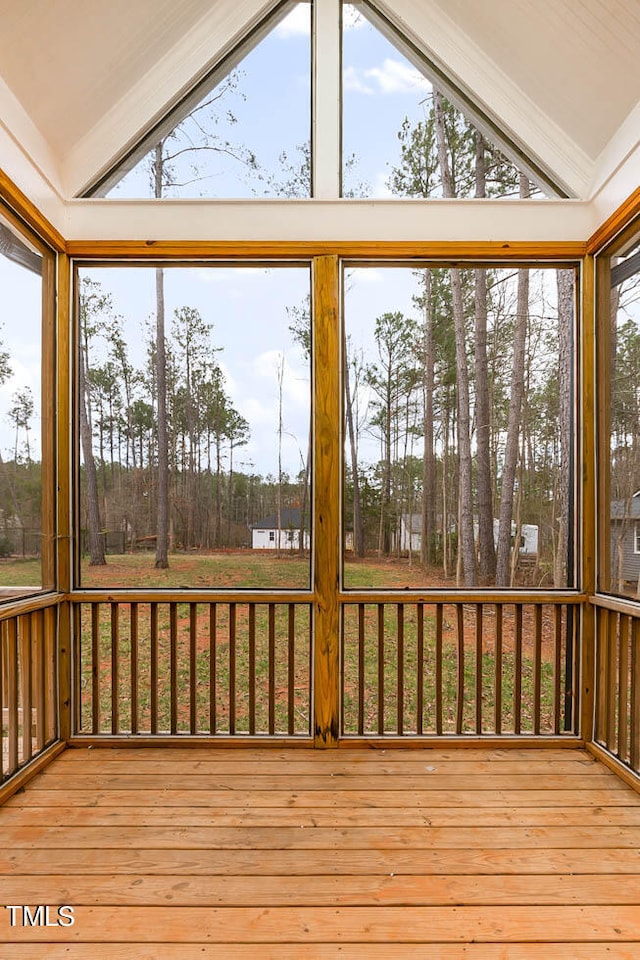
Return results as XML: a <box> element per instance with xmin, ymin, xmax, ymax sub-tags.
<box><xmin>342</xmin><ymin>0</ymin><xmax>566</xmax><ymax>199</ymax></box>
<box><xmin>86</xmin><ymin>1</ymin><xmax>312</xmax><ymax>199</ymax></box>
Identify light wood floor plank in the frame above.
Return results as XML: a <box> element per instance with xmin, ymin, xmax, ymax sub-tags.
<box><xmin>0</xmin><ymin>873</ymin><xmax>639</xmax><ymax>906</ymax></box>
<box><xmin>2</xmin><ymin>905</ymin><xmax>640</xmax><ymax>942</ymax></box>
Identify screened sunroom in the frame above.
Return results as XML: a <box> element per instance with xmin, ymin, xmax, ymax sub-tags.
<box><xmin>1</xmin><ymin>0</ymin><xmax>640</xmax><ymax>955</ymax></box>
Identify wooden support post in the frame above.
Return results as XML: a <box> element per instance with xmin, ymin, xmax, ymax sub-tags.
<box><xmin>581</xmin><ymin>254</ymin><xmax>596</xmax><ymax>742</ymax></box>
<box><xmin>313</xmin><ymin>255</ymin><xmax>340</xmax><ymax>747</ymax></box>
<box><xmin>56</xmin><ymin>253</ymin><xmax>72</xmax><ymax>740</ymax></box>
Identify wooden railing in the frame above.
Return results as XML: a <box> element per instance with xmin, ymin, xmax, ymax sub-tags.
<box><xmin>72</xmin><ymin>595</ymin><xmax>312</xmax><ymax>737</ymax></box>
<box><xmin>593</xmin><ymin>596</ymin><xmax>640</xmax><ymax>778</ymax></box>
<box><xmin>0</xmin><ymin>597</ymin><xmax>58</xmax><ymax>784</ymax></box>
<box><xmin>341</xmin><ymin>596</ymin><xmax>581</xmax><ymax>737</ymax></box>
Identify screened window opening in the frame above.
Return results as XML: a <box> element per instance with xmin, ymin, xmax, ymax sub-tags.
<box><xmin>0</xmin><ymin>213</ymin><xmax>46</xmax><ymax>597</ymax></box>
<box><xmin>342</xmin><ymin>263</ymin><xmax>576</xmax><ymax>590</ymax></box>
<box><xmin>77</xmin><ymin>264</ymin><xmax>312</xmax><ymax>589</ymax></box>
<box><xmin>341</xmin><ymin>0</ymin><xmax>561</xmax><ymax>200</ymax></box>
<box><xmin>89</xmin><ymin>1</ymin><xmax>312</xmax><ymax>199</ymax></box>
<box><xmin>608</xmin><ymin>237</ymin><xmax>640</xmax><ymax>596</ymax></box>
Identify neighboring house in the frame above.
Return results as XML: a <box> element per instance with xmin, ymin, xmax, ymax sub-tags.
<box><xmin>251</xmin><ymin>507</ymin><xmax>310</xmax><ymax>550</ymax></box>
<box><xmin>396</xmin><ymin>513</ymin><xmax>539</xmax><ymax>557</ymax></box>
<box><xmin>610</xmin><ymin>492</ymin><xmax>640</xmax><ymax>584</ymax></box>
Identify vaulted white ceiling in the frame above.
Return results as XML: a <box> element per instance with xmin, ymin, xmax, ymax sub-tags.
<box><xmin>0</xmin><ymin>0</ymin><xmax>639</xmax><ymax>239</ymax></box>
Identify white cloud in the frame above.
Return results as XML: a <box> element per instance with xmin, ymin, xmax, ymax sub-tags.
<box><xmin>365</xmin><ymin>59</ymin><xmax>431</xmax><ymax>96</ymax></box>
<box><xmin>343</xmin><ymin>65</ymin><xmax>374</xmax><ymax>96</ymax></box>
<box><xmin>276</xmin><ymin>6</ymin><xmax>311</xmax><ymax>37</ymax></box>
<box><xmin>346</xmin><ymin>267</ymin><xmax>384</xmax><ymax>284</ymax></box>
<box><xmin>371</xmin><ymin>171</ymin><xmax>395</xmax><ymax>199</ymax></box>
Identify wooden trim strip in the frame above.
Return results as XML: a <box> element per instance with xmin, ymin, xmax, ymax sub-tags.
<box><xmin>632</xmin><ymin>618</ymin><xmax>640</xmax><ymax>772</ymax></box>
<box><xmin>150</xmin><ymin>604</ymin><xmax>158</xmax><ymax>735</ymax></box>
<box><xmin>554</xmin><ymin>605</ymin><xmax>562</xmax><ymax>736</ymax></box>
<box><xmin>229</xmin><ymin>603</ymin><xmax>236</xmax><ymax>736</ymax></box>
<box><xmin>0</xmin><ymin>169</ymin><xmax>65</xmax><ymax>252</ymax></box>
<box><xmin>90</xmin><ymin>604</ymin><xmax>99</xmax><ymax>735</ymax></box>
<box><xmin>268</xmin><ymin>604</ymin><xmax>275</xmax><ymax>736</ymax></box>
<box><xmin>69</xmin><ymin>590</ymin><xmax>314</xmax><ymax>604</ymax></box>
<box><xmin>0</xmin><ymin>593</ymin><xmax>62</xmax><ymax>620</ymax></box>
<box><xmin>435</xmin><ymin>605</ymin><xmax>443</xmax><ymax>736</ymax></box>
<box><xmin>340</xmin><ymin>591</ymin><xmax>584</xmax><ymax>604</ymax></box>
<box><xmin>357</xmin><ymin>603</ymin><xmax>365</xmax><ymax>736</ymax></box>
<box><xmin>533</xmin><ymin>604</ymin><xmax>542</xmax><ymax>735</ymax></box>
<box><xmin>587</xmin><ymin>185</ymin><xmax>640</xmax><ymax>254</ymax></box>
<box><xmin>606</xmin><ymin>611</ymin><xmax>618</xmax><ymax>752</ymax></box>
<box><xmin>0</xmin><ymin>740</ymin><xmax>66</xmax><ymax>805</ymax></box>
<box><xmin>592</xmin><ymin>593</ymin><xmax>640</xmax><ymax>616</ymax></box>
<box><xmin>34</xmin><ymin>611</ymin><xmax>46</xmax><ymax>752</ymax></box>
<box><xmin>209</xmin><ymin>604</ymin><xmax>217</xmax><ymax>736</ymax></box>
<box><xmin>6</xmin><ymin>618</ymin><xmax>19</xmax><ymax>772</ymax></box>
<box><xmin>169</xmin><ymin>603</ymin><xmax>178</xmax><ymax>735</ymax></box>
<box><xmin>397</xmin><ymin>604</ymin><xmax>404</xmax><ymax>735</ymax></box>
<box><xmin>585</xmin><ymin>740</ymin><xmax>640</xmax><ymax>794</ymax></box>
<box><xmin>338</xmin><ymin>735</ymin><xmax>583</xmax><ymax>749</ymax></box>
<box><xmin>67</xmin><ymin>240</ymin><xmax>587</xmax><ymax>261</ymax></box>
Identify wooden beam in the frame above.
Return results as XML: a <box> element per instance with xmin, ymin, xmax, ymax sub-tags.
<box><xmin>65</xmin><ymin>240</ymin><xmax>586</xmax><ymax>261</ymax></box>
<box><xmin>313</xmin><ymin>255</ymin><xmax>340</xmax><ymax>747</ymax></box>
<box><xmin>0</xmin><ymin>168</ymin><xmax>65</xmax><ymax>252</ymax></box>
<box><xmin>580</xmin><ymin>255</ymin><xmax>596</xmax><ymax>742</ymax></box>
<box><xmin>587</xmin><ymin>185</ymin><xmax>640</xmax><ymax>255</ymax></box>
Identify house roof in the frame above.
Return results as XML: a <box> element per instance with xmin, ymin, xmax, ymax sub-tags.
<box><xmin>1</xmin><ymin>0</ymin><xmax>639</xmax><ymax>236</ymax></box>
<box><xmin>611</xmin><ymin>499</ymin><xmax>640</xmax><ymax>521</ymax></box>
<box><xmin>252</xmin><ymin>507</ymin><xmax>308</xmax><ymax>530</ymax></box>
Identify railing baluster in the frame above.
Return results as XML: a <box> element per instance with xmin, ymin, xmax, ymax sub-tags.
<box><xmin>554</xmin><ymin>605</ymin><xmax>562</xmax><ymax>735</ymax></box>
<box><xmin>111</xmin><ymin>602</ymin><xmax>119</xmax><ymax>735</ymax></box>
<box><xmin>288</xmin><ymin>604</ymin><xmax>295</xmax><ymax>735</ymax></box>
<box><xmin>606</xmin><ymin>612</ymin><xmax>618</xmax><ymax>752</ymax></box>
<box><xmin>268</xmin><ymin>603</ymin><xmax>275</xmax><ymax>735</ymax></box>
<box><xmin>534</xmin><ymin>604</ymin><xmax>542</xmax><ymax>735</ymax></box>
<box><xmin>475</xmin><ymin>605</ymin><xmax>483</xmax><ymax>735</ymax></box>
<box><xmin>435</xmin><ymin>604</ymin><xmax>443</xmax><ymax>735</ymax></box>
<box><xmin>456</xmin><ymin>605</ymin><xmax>464</xmax><ymax>735</ymax></box>
<box><xmin>397</xmin><ymin>604</ymin><xmax>404</xmax><ymax>735</ymax></box>
<box><xmin>189</xmin><ymin>603</ymin><xmax>198</xmax><ymax>735</ymax></box>
<box><xmin>229</xmin><ymin>603</ymin><xmax>236</xmax><ymax>735</ymax></box>
<box><xmin>20</xmin><ymin>616</ymin><xmax>32</xmax><ymax>764</ymax></box>
<box><xmin>416</xmin><ymin>603</ymin><xmax>424</xmax><ymax>736</ymax></box>
<box><xmin>170</xmin><ymin>603</ymin><xmax>178</xmax><ymax>735</ymax></box>
<box><xmin>130</xmin><ymin>603</ymin><xmax>138</xmax><ymax>735</ymax></box>
<box><xmin>618</xmin><ymin>615</ymin><xmax>630</xmax><ymax>762</ymax></box>
<box><xmin>91</xmin><ymin>604</ymin><xmax>100</xmax><ymax>735</ymax></box>
<box><xmin>34</xmin><ymin>611</ymin><xmax>46</xmax><ymax>752</ymax></box>
<box><xmin>494</xmin><ymin>604</ymin><xmax>502</xmax><ymax>735</ymax></box>
<box><xmin>357</xmin><ymin>603</ymin><xmax>365</xmax><ymax>736</ymax></box>
<box><xmin>595</xmin><ymin>608</ymin><xmax>608</xmax><ymax>744</ymax></box>
<box><xmin>150</xmin><ymin>603</ymin><xmax>158</xmax><ymax>735</ymax></box>
<box><xmin>248</xmin><ymin>604</ymin><xmax>256</xmax><ymax>735</ymax></box>
<box><xmin>631</xmin><ymin>618</ymin><xmax>640</xmax><ymax>772</ymax></box>
<box><xmin>514</xmin><ymin>604</ymin><xmax>523</xmax><ymax>735</ymax></box>
<box><xmin>377</xmin><ymin>604</ymin><xmax>384</xmax><ymax>735</ymax></box>
<box><xmin>7</xmin><ymin>618</ymin><xmax>18</xmax><ymax>773</ymax></box>
<box><xmin>209</xmin><ymin>604</ymin><xmax>217</xmax><ymax>735</ymax></box>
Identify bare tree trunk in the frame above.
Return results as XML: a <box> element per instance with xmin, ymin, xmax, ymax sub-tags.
<box><xmin>496</xmin><ymin>174</ymin><xmax>530</xmax><ymax>585</ymax></box>
<box><xmin>79</xmin><ymin>340</ymin><xmax>106</xmax><ymax>565</ymax></box>
<box><xmin>474</xmin><ymin>134</ymin><xmax>496</xmax><ymax>582</ymax></box>
<box><xmin>421</xmin><ymin>269</ymin><xmax>436</xmax><ymax>567</ymax></box>
<box><xmin>434</xmin><ymin>91</ymin><xmax>477</xmax><ymax>586</ymax></box>
<box><xmin>344</xmin><ymin>334</ymin><xmax>365</xmax><ymax>557</ymax></box>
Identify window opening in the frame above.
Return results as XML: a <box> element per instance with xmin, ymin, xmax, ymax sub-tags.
<box><xmin>76</xmin><ymin>264</ymin><xmax>312</xmax><ymax>589</ymax></box>
<box><xmin>85</xmin><ymin>1</ymin><xmax>312</xmax><ymax>199</ymax></box>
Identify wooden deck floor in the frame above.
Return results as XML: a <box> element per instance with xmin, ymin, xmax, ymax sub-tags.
<box><xmin>1</xmin><ymin>745</ymin><xmax>640</xmax><ymax>958</ymax></box>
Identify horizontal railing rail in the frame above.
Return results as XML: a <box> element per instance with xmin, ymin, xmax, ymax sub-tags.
<box><xmin>340</xmin><ymin>597</ymin><xmax>581</xmax><ymax>738</ymax></box>
<box><xmin>0</xmin><ymin>596</ymin><xmax>59</xmax><ymax>784</ymax></box>
<box><xmin>593</xmin><ymin>596</ymin><xmax>640</xmax><ymax>779</ymax></box>
<box><xmin>72</xmin><ymin>598</ymin><xmax>312</xmax><ymax>738</ymax></box>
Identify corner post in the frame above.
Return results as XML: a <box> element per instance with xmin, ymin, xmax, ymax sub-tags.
<box><xmin>313</xmin><ymin>255</ymin><xmax>341</xmax><ymax>746</ymax></box>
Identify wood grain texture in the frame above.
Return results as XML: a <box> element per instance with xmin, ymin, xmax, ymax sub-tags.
<box><xmin>1</xmin><ymin>745</ymin><xmax>639</xmax><ymax>952</ymax></box>
<box><xmin>313</xmin><ymin>256</ymin><xmax>340</xmax><ymax>746</ymax></box>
